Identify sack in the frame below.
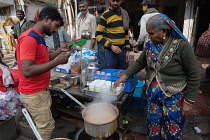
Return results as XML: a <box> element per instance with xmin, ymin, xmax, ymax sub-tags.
<box><xmin>70</xmin><ymin>65</ymin><xmax>81</xmax><ymax>74</ymax></box>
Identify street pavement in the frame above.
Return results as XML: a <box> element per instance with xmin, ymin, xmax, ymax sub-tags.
<box><xmin>2</xmin><ymin>50</ymin><xmax>210</xmax><ymax>140</ymax></box>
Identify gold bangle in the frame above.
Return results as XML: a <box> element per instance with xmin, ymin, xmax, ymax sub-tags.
<box><xmin>184</xmin><ymin>98</ymin><xmax>194</xmax><ymax>105</ymax></box>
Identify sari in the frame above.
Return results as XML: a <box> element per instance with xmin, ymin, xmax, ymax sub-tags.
<box><xmin>145</xmin><ymin>14</ymin><xmax>189</xmax><ymax>140</ymax></box>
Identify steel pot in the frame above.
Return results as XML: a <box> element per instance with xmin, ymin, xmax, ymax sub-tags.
<box><xmin>64</xmin><ymin>74</ymin><xmax>80</xmax><ymax>86</ymax></box>
<box><xmin>82</xmin><ymin>102</ymin><xmax>119</xmax><ymax>138</ymax></box>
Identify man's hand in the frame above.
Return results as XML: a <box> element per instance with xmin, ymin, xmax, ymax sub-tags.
<box><xmin>111</xmin><ymin>45</ymin><xmax>122</xmax><ymax>54</ymax></box>
<box><xmin>126</xmin><ymin>51</ymin><xmax>130</xmax><ymax>62</ymax></box>
<box><xmin>55</xmin><ymin>52</ymin><xmax>71</xmax><ymax>65</ymax></box>
<box><xmin>182</xmin><ymin>101</ymin><xmax>193</xmax><ymax>116</ymax></box>
<box><xmin>59</xmin><ymin>44</ymin><xmax>70</xmax><ymax>53</ymax></box>
<box><xmin>0</xmin><ymin>51</ymin><xmax>4</xmax><ymax>58</ymax></box>
<box><xmin>47</xmin><ymin>48</ymin><xmax>55</xmax><ymax>54</ymax></box>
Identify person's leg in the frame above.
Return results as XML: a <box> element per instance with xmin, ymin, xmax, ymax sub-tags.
<box><xmin>104</xmin><ymin>49</ymin><xmax>117</xmax><ymax>69</ymax></box>
<box><xmin>20</xmin><ymin>89</ymin><xmax>55</xmax><ymax>140</ymax></box>
<box><xmin>116</xmin><ymin>47</ymin><xmax>127</xmax><ymax>70</ymax></box>
<box><xmin>162</xmin><ymin>93</ymin><xmax>186</xmax><ymax>140</ymax></box>
<box><xmin>147</xmin><ymin>80</ymin><xmax>186</xmax><ymax>140</ymax></box>
<box><xmin>147</xmin><ymin>80</ymin><xmax>163</xmax><ymax>140</ymax></box>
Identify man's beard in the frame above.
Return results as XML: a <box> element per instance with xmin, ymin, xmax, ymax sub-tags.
<box><xmin>81</xmin><ymin>10</ymin><xmax>87</xmax><ymax>14</ymax></box>
<box><xmin>112</xmin><ymin>4</ymin><xmax>119</xmax><ymax>10</ymax></box>
<box><xmin>43</xmin><ymin>23</ymin><xmax>54</xmax><ymax>36</ymax></box>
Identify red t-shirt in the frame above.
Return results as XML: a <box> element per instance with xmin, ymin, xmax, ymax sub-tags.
<box><xmin>16</xmin><ymin>28</ymin><xmax>50</xmax><ymax>94</ymax></box>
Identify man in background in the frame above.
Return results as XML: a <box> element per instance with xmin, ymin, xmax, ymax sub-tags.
<box><xmin>96</xmin><ymin>5</ymin><xmax>106</xmax><ymax>25</ymax></box>
<box><xmin>12</xmin><ymin>9</ymin><xmax>33</xmax><ymax>39</ymax></box>
<box><xmin>75</xmin><ymin>0</ymin><xmax>96</xmax><ymax>50</ymax></box>
<box><xmin>134</xmin><ymin>0</ymin><xmax>159</xmax><ymax>47</ymax></box>
<box><xmin>96</xmin><ymin>0</ymin><xmax>131</xmax><ymax>70</ymax></box>
<box><xmin>44</xmin><ymin>26</ymin><xmax>71</xmax><ymax>50</ymax></box>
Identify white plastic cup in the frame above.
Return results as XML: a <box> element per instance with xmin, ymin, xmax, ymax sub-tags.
<box><xmin>96</xmin><ymin>71</ymin><xmax>101</xmax><ymax>75</ymax></box>
<box><xmin>101</xmin><ymin>86</ymin><xmax>108</xmax><ymax>94</ymax></box>
<box><xmin>89</xmin><ymin>84</ymin><xmax>94</xmax><ymax>91</ymax></box>
<box><xmin>94</xmin><ymin>84</ymin><xmax>102</xmax><ymax>92</ymax></box>
<box><xmin>106</xmin><ymin>73</ymin><xmax>111</xmax><ymax>76</ymax></box>
<box><xmin>116</xmin><ymin>87</ymin><xmax>121</xmax><ymax>95</ymax></box>
<box><xmin>101</xmin><ymin>71</ymin><xmax>106</xmax><ymax>75</ymax></box>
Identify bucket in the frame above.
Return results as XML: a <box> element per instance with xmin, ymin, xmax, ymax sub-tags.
<box><xmin>133</xmin><ymin>80</ymin><xmax>144</xmax><ymax>97</ymax></box>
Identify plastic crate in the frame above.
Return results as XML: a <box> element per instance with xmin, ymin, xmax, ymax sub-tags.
<box><xmin>94</xmin><ymin>69</ymin><xmax>138</xmax><ymax>92</ymax></box>
<box><xmin>121</xmin><ymin>95</ymin><xmax>147</xmax><ymax>116</ymax></box>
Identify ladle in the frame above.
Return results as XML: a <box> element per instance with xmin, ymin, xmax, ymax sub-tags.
<box><xmin>61</xmin><ymin>89</ymin><xmax>85</xmax><ymax>108</ymax></box>
<box><xmin>22</xmin><ymin>108</ymin><xmax>43</xmax><ymax>140</ymax></box>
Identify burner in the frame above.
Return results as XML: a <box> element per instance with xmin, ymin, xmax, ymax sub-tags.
<box><xmin>75</xmin><ymin>127</ymin><xmax>122</xmax><ymax>140</ymax></box>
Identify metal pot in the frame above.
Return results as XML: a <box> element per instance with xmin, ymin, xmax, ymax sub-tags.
<box><xmin>82</xmin><ymin>103</ymin><xmax>119</xmax><ymax>138</ymax></box>
<box><xmin>81</xmin><ymin>30</ymin><xmax>92</xmax><ymax>40</ymax></box>
<box><xmin>64</xmin><ymin>74</ymin><xmax>80</xmax><ymax>86</ymax></box>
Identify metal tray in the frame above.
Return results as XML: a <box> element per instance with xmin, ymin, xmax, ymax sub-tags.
<box><xmin>84</xmin><ymin>90</ymin><xmax>124</xmax><ymax>101</ymax></box>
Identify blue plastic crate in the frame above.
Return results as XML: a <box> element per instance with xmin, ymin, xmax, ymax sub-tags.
<box><xmin>95</xmin><ymin>69</ymin><xmax>138</xmax><ymax>92</ymax></box>
<box><xmin>122</xmin><ymin>95</ymin><xmax>147</xmax><ymax>116</ymax></box>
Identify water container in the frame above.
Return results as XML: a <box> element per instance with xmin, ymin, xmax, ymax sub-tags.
<box><xmin>133</xmin><ymin>80</ymin><xmax>144</xmax><ymax>97</ymax></box>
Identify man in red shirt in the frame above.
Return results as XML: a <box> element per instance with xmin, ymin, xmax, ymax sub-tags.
<box><xmin>16</xmin><ymin>6</ymin><xmax>70</xmax><ymax>140</ymax></box>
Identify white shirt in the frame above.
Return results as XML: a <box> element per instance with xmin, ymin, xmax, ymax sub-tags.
<box><xmin>19</xmin><ymin>19</ymin><xmax>25</xmax><ymax>27</ymax></box>
<box><xmin>44</xmin><ymin>26</ymin><xmax>71</xmax><ymax>49</ymax></box>
<box><xmin>76</xmin><ymin>12</ymin><xmax>96</xmax><ymax>48</ymax></box>
<box><xmin>137</xmin><ymin>12</ymin><xmax>159</xmax><ymax>47</ymax></box>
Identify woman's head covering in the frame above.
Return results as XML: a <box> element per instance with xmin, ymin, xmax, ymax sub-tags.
<box><xmin>157</xmin><ymin>14</ymin><xmax>188</xmax><ymax>42</ymax></box>
<box><xmin>146</xmin><ymin>14</ymin><xmax>192</xmax><ymax>62</ymax></box>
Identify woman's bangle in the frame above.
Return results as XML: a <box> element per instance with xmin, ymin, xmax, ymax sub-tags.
<box><xmin>184</xmin><ymin>98</ymin><xmax>195</xmax><ymax>105</ymax></box>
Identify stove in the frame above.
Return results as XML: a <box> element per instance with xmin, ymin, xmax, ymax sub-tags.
<box><xmin>75</xmin><ymin>127</ymin><xmax>122</xmax><ymax>140</ymax></box>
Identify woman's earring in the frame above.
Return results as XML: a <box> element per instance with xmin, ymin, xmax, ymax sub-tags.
<box><xmin>163</xmin><ymin>34</ymin><xmax>166</xmax><ymax>40</ymax></box>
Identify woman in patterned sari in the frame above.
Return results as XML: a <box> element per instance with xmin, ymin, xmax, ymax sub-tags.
<box><xmin>114</xmin><ymin>14</ymin><xmax>200</xmax><ymax>140</ymax></box>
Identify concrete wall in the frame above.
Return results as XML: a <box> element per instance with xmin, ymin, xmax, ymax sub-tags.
<box><xmin>25</xmin><ymin>4</ymin><xmax>44</xmax><ymax>20</ymax></box>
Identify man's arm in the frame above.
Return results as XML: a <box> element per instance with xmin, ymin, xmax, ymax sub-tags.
<box><xmin>21</xmin><ymin>53</ymin><xmax>70</xmax><ymax>78</ymax></box>
<box><xmin>48</xmin><ymin>44</ymin><xmax>69</xmax><ymax>60</ymax></box>
<box><xmin>19</xmin><ymin>37</ymin><xmax>70</xmax><ymax>78</ymax></box>
<box><xmin>61</xmin><ymin>26</ymin><xmax>71</xmax><ymax>43</ymax></box>
<box><xmin>136</xmin><ymin>16</ymin><xmax>147</xmax><ymax>45</ymax></box>
<box><xmin>90</xmin><ymin>16</ymin><xmax>97</xmax><ymax>49</ymax></box>
<box><xmin>13</xmin><ymin>23</ymin><xmax>18</xmax><ymax>39</ymax></box>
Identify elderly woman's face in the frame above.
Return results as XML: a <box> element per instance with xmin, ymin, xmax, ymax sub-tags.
<box><xmin>146</xmin><ymin>25</ymin><xmax>164</xmax><ymax>44</ymax></box>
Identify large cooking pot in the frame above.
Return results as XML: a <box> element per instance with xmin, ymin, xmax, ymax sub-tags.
<box><xmin>82</xmin><ymin>102</ymin><xmax>119</xmax><ymax>139</ymax></box>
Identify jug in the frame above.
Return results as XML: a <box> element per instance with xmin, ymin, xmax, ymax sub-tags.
<box><xmin>86</xmin><ymin>62</ymin><xmax>99</xmax><ymax>82</ymax></box>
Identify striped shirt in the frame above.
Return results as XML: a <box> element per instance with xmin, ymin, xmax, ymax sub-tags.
<box><xmin>96</xmin><ymin>9</ymin><xmax>130</xmax><ymax>50</ymax></box>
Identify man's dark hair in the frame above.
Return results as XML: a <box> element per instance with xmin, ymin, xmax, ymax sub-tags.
<box><xmin>141</xmin><ymin>0</ymin><xmax>156</xmax><ymax>8</ymax></box>
<box><xmin>16</xmin><ymin>9</ymin><xmax>24</xmax><ymax>14</ymax></box>
<box><xmin>97</xmin><ymin>5</ymin><xmax>106</xmax><ymax>14</ymax></box>
<box><xmin>38</xmin><ymin>6</ymin><xmax>64</xmax><ymax>26</ymax></box>
<box><xmin>79</xmin><ymin>0</ymin><xmax>88</xmax><ymax>5</ymax></box>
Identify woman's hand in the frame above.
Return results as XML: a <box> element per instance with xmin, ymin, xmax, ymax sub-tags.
<box><xmin>114</xmin><ymin>74</ymin><xmax>128</xmax><ymax>88</ymax></box>
<box><xmin>182</xmin><ymin>101</ymin><xmax>193</xmax><ymax>116</ymax></box>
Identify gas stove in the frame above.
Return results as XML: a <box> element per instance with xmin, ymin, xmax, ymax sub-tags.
<box><xmin>75</xmin><ymin>127</ymin><xmax>122</xmax><ymax>140</ymax></box>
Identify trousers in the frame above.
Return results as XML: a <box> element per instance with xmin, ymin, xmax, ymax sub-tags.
<box><xmin>20</xmin><ymin>88</ymin><xmax>55</xmax><ymax>140</ymax></box>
